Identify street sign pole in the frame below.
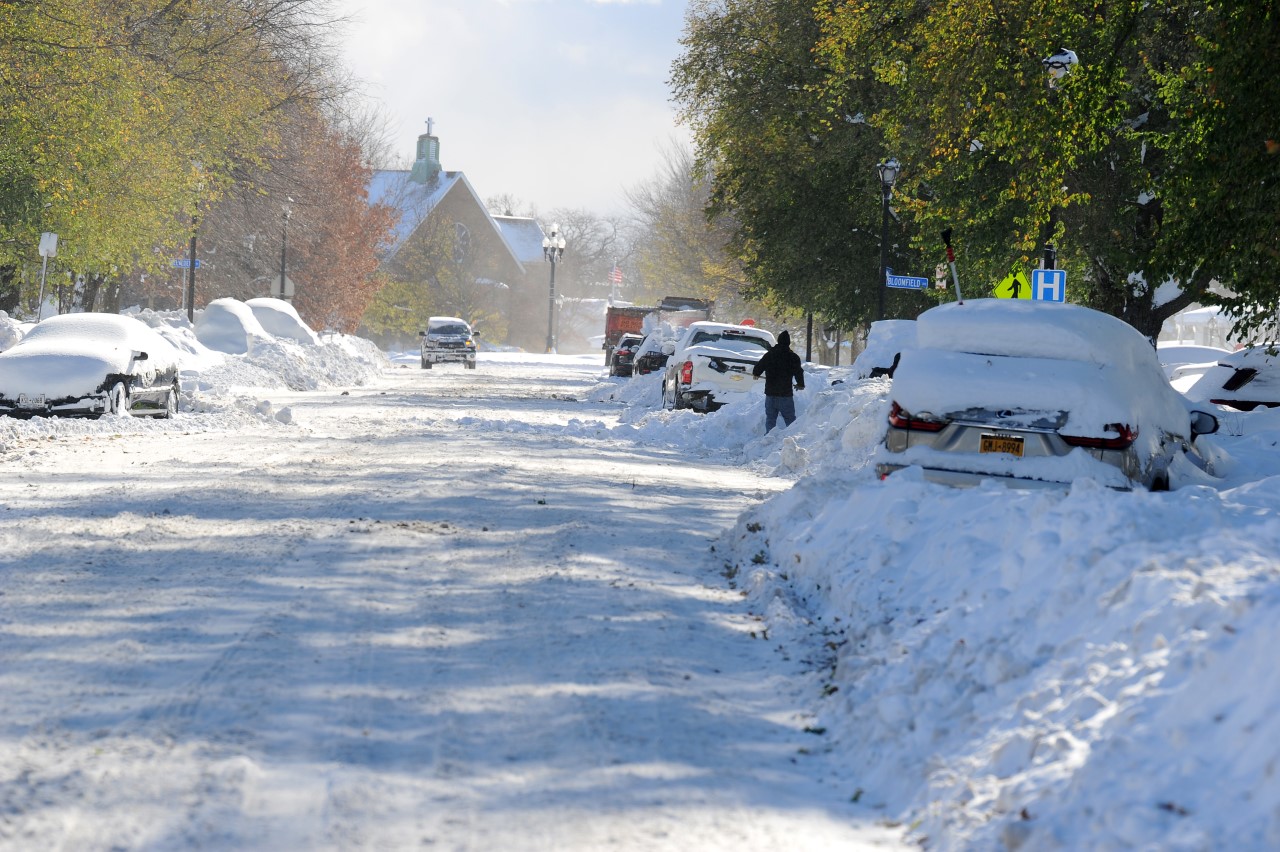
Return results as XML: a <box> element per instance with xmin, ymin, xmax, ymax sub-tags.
<box><xmin>941</xmin><ymin>228</ymin><xmax>965</xmax><ymax>304</ymax></box>
<box><xmin>37</xmin><ymin>255</ymin><xmax>49</xmax><ymax>321</ymax></box>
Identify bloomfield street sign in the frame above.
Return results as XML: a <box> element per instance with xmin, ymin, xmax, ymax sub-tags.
<box><xmin>171</xmin><ymin>258</ymin><xmax>201</xmax><ymax>269</ymax></box>
<box><xmin>885</xmin><ymin>268</ymin><xmax>930</xmax><ymax>290</ymax></box>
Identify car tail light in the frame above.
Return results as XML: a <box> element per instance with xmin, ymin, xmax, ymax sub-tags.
<box><xmin>1061</xmin><ymin>423</ymin><xmax>1137</xmax><ymax>450</ymax></box>
<box><xmin>887</xmin><ymin>401</ymin><xmax>946</xmax><ymax>432</ymax></box>
<box><xmin>679</xmin><ymin>360</ymin><xmax>694</xmax><ymax>384</ymax></box>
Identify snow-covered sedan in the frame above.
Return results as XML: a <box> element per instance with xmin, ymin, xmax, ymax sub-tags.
<box><xmin>661</xmin><ymin>321</ymin><xmax>775</xmax><ymax>412</ymax></box>
<box><xmin>0</xmin><ymin>313</ymin><xmax>181</xmax><ymax>419</ymax></box>
<box><xmin>876</xmin><ymin>299</ymin><xmax>1220</xmax><ymax>491</ymax></box>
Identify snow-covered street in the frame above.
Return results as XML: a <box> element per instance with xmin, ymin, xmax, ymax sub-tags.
<box><xmin>0</xmin><ymin>355</ymin><xmax>902</xmax><ymax>850</ymax></box>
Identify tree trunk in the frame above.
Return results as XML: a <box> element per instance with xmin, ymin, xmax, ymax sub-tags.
<box><xmin>0</xmin><ymin>265</ymin><xmax>19</xmax><ymax>314</ymax></box>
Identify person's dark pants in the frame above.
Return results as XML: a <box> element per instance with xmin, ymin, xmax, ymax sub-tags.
<box><xmin>764</xmin><ymin>394</ymin><xmax>796</xmax><ymax>432</ymax></box>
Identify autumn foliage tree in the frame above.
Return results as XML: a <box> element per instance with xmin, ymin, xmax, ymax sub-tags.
<box><xmin>287</xmin><ymin>116</ymin><xmax>396</xmax><ymax>333</ymax></box>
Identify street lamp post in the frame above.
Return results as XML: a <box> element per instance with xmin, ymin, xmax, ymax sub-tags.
<box><xmin>1040</xmin><ymin>48</ymin><xmax>1077</xmax><ymax>271</ymax></box>
<box><xmin>186</xmin><ymin>213</ymin><xmax>199</xmax><ymax>322</ymax></box>
<box><xmin>279</xmin><ymin>200</ymin><xmax>292</xmax><ymax>301</ymax></box>
<box><xmin>186</xmin><ymin>165</ymin><xmax>204</xmax><ymax>323</ymax></box>
<box><xmin>542</xmin><ymin>223</ymin><xmax>566</xmax><ymax>353</ymax></box>
<box><xmin>876</xmin><ymin>158</ymin><xmax>901</xmax><ymax>322</ymax></box>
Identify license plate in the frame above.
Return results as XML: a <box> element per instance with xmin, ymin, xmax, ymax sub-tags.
<box><xmin>980</xmin><ymin>434</ymin><xmax>1024</xmax><ymax>457</ymax></box>
<box><xmin>17</xmin><ymin>393</ymin><xmax>45</xmax><ymax>409</ymax></box>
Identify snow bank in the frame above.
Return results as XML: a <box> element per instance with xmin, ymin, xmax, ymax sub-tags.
<box><xmin>593</xmin><ymin>333</ymin><xmax>1280</xmax><ymax>849</ymax></box>
<box><xmin>0</xmin><ymin>305</ymin><xmax>387</xmax><ymax>437</ymax></box>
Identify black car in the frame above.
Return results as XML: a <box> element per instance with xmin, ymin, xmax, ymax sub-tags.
<box><xmin>609</xmin><ymin>333</ymin><xmax>644</xmax><ymax>377</ymax></box>
<box><xmin>1184</xmin><ymin>345</ymin><xmax>1280</xmax><ymax>411</ymax></box>
<box><xmin>632</xmin><ymin>332</ymin><xmax>672</xmax><ymax>376</ymax></box>
<box><xmin>0</xmin><ymin>313</ymin><xmax>181</xmax><ymax>419</ymax></box>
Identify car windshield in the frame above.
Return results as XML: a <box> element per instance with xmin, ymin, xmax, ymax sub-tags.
<box><xmin>430</xmin><ymin>324</ymin><xmax>469</xmax><ymax>336</ymax></box>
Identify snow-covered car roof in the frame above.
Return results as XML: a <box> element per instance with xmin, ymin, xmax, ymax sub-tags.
<box><xmin>428</xmin><ymin>316</ymin><xmax>470</xmax><ymax>327</ymax></box>
<box><xmin>853</xmin><ymin>319</ymin><xmax>917</xmax><ymax>378</ymax></box>
<box><xmin>0</xmin><ymin>312</ymin><xmax>179</xmax><ymax>399</ymax></box>
<box><xmin>893</xmin><ymin>298</ymin><xmax>1194</xmax><ymax>446</ymax></box>
<box><xmin>195</xmin><ymin>298</ymin><xmax>270</xmax><ymax>355</ymax></box>
<box><xmin>246</xmin><ymin>298</ymin><xmax>319</xmax><ymax>345</ymax></box>
<box><xmin>681</xmin><ymin>321</ymin><xmax>775</xmax><ymax>347</ymax></box>
<box><xmin>917</xmin><ymin>298</ymin><xmax>1158</xmax><ymax>368</ymax></box>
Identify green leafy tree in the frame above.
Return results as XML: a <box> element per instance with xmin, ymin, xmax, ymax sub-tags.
<box><xmin>671</xmin><ymin>0</ymin><xmax>927</xmax><ymax>331</ymax></box>
<box><xmin>1146</xmin><ymin>0</ymin><xmax>1280</xmax><ymax>340</ymax></box>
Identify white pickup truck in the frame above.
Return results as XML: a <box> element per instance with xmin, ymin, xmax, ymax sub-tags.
<box><xmin>419</xmin><ymin>316</ymin><xmax>478</xmax><ymax>369</ymax></box>
<box><xmin>661</xmin><ymin>321</ymin><xmax>776</xmax><ymax>412</ymax></box>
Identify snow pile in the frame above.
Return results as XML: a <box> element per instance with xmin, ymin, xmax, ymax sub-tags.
<box><xmin>0</xmin><ymin>311</ymin><xmax>27</xmax><ymax>352</ymax></box>
<box><xmin>1</xmin><ymin>306</ymin><xmax>386</xmax><ymax>434</ymax></box>
<box><xmin>649</xmin><ymin>382</ymin><xmax>1280</xmax><ymax>849</ymax></box>
<box><xmin>589</xmin><ymin>323</ymin><xmax>1280</xmax><ymax>848</ymax></box>
<box><xmin>722</xmin><ymin>465</ymin><xmax>1280</xmax><ymax>849</ymax></box>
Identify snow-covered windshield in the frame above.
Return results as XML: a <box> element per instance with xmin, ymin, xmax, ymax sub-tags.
<box><xmin>429</xmin><ymin>323</ymin><xmax>470</xmax><ymax>336</ymax></box>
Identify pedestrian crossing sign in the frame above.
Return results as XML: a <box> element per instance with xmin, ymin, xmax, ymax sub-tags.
<box><xmin>994</xmin><ymin>269</ymin><xmax>1031</xmax><ymax>299</ymax></box>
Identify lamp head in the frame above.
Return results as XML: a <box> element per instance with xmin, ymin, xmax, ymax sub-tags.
<box><xmin>877</xmin><ymin>158</ymin><xmax>901</xmax><ymax>188</ymax></box>
<box><xmin>1042</xmin><ymin>48</ymin><xmax>1078</xmax><ymax>88</ymax></box>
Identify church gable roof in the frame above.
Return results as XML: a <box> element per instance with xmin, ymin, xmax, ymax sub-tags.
<box><xmin>369</xmin><ymin>168</ymin><xmax>526</xmax><ymax>275</ymax></box>
<box><xmin>492</xmin><ymin>216</ymin><xmax>547</xmax><ymax>265</ymax></box>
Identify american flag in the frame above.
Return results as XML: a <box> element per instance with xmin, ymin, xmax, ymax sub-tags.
<box><xmin>609</xmin><ymin>266</ymin><xmax>623</xmax><ymax>285</ymax></box>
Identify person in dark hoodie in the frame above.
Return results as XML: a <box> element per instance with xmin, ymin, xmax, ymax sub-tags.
<box><xmin>752</xmin><ymin>329</ymin><xmax>805</xmax><ymax>432</ymax></box>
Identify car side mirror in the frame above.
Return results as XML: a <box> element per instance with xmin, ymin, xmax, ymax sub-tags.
<box><xmin>1190</xmin><ymin>409</ymin><xmax>1219</xmax><ymax>437</ymax></box>
<box><xmin>472</xmin><ymin>330</ymin><xmax>481</xmax><ymax>338</ymax></box>
<box><xmin>132</xmin><ymin>351</ymin><xmax>149</xmax><ymax>362</ymax></box>
<box><xmin>661</xmin><ymin>342</ymin><xmax>675</xmax><ymax>356</ymax></box>
<box><xmin>418</xmin><ymin>330</ymin><xmax>427</xmax><ymax>337</ymax></box>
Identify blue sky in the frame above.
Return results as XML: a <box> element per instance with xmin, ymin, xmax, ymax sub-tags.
<box><xmin>335</xmin><ymin>0</ymin><xmax>692</xmax><ymax>216</ymax></box>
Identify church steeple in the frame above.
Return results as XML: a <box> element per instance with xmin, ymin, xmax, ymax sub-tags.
<box><xmin>410</xmin><ymin>117</ymin><xmax>442</xmax><ymax>184</ymax></box>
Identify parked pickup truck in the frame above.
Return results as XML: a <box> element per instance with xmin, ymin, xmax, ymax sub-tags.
<box><xmin>661</xmin><ymin>321</ymin><xmax>776</xmax><ymax>412</ymax></box>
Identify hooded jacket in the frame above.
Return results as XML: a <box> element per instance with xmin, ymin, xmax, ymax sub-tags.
<box><xmin>752</xmin><ymin>330</ymin><xmax>805</xmax><ymax>397</ymax></box>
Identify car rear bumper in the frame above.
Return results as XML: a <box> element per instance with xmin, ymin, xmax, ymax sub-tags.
<box><xmin>875</xmin><ymin>462</ymin><xmax>1137</xmax><ymax>491</ymax></box>
<box><xmin>0</xmin><ymin>393</ymin><xmax>110</xmax><ymax>418</ymax></box>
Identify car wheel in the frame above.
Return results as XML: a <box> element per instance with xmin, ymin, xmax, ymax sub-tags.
<box><xmin>160</xmin><ymin>382</ymin><xmax>179</xmax><ymax>419</ymax></box>
<box><xmin>422</xmin><ymin>361</ymin><xmax>432</xmax><ymax>370</ymax></box>
<box><xmin>107</xmin><ymin>382</ymin><xmax>130</xmax><ymax>417</ymax></box>
<box><xmin>465</xmin><ymin>361</ymin><xmax>476</xmax><ymax>370</ymax></box>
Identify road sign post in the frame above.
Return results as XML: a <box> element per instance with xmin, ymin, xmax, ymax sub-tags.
<box><xmin>36</xmin><ymin>232</ymin><xmax>57</xmax><ymax>321</ymax></box>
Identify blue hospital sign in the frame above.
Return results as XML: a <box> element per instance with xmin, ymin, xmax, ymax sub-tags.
<box><xmin>1032</xmin><ymin>268</ymin><xmax>1066</xmax><ymax>302</ymax></box>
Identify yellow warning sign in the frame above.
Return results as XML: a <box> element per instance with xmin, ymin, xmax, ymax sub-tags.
<box><xmin>995</xmin><ymin>269</ymin><xmax>1032</xmax><ymax>299</ymax></box>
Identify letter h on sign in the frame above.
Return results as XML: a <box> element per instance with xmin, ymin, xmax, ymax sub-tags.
<box><xmin>1032</xmin><ymin>268</ymin><xmax>1066</xmax><ymax>302</ymax></box>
